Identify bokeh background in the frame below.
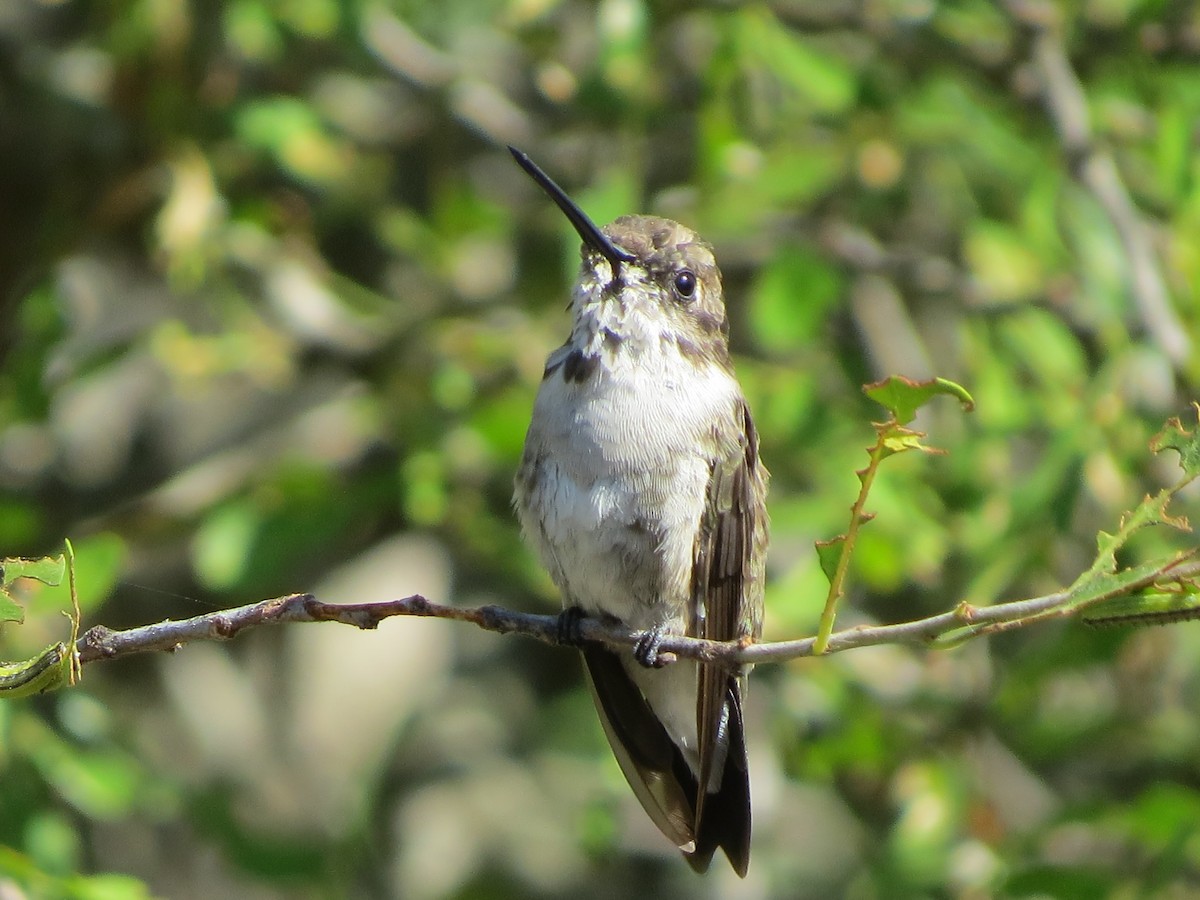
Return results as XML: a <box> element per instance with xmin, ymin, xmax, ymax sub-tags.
<box><xmin>3</xmin><ymin>0</ymin><xmax>1200</xmax><ymax>897</ymax></box>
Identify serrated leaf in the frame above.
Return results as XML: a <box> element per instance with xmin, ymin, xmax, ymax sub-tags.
<box><xmin>878</xmin><ymin>425</ymin><xmax>942</xmax><ymax>459</ymax></box>
<box><xmin>1</xmin><ymin>554</ymin><xmax>66</xmax><ymax>625</ymax></box>
<box><xmin>1151</xmin><ymin>404</ymin><xmax>1200</xmax><ymax>482</ymax></box>
<box><xmin>864</xmin><ymin>375</ymin><xmax>975</xmax><ymax>426</ymax></box>
<box><xmin>1053</xmin><ymin>448</ymin><xmax>1200</xmax><ymax>625</ymax></box>
<box><xmin>1080</xmin><ymin>490</ymin><xmax>1187</xmax><ymax>589</ymax></box>
<box><xmin>1066</xmin><ymin>555</ymin><xmax>1197</xmax><ymax>617</ymax></box>
<box><xmin>1</xmin><ymin>555</ymin><xmax>65</xmax><ymax>588</ymax></box>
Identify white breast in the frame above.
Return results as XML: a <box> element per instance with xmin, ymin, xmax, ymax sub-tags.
<box><xmin>517</xmin><ymin>332</ymin><xmax>740</xmax><ymax>627</ymax></box>
<box><xmin>513</xmin><ymin>277</ymin><xmax>748</xmax><ymax>771</ymax></box>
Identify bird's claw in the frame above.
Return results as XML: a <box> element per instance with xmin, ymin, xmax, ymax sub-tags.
<box><xmin>556</xmin><ymin>606</ymin><xmax>586</xmax><ymax>647</ymax></box>
<box><xmin>634</xmin><ymin>626</ymin><xmax>670</xmax><ymax>668</ymax></box>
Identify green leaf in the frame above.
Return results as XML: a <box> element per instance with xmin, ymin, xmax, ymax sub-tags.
<box><xmin>1076</xmin><ymin>490</ymin><xmax>1189</xmax><ymax>589</ymax></box>
<box><xmin>1151</xmin><ymin>404</ymin><xmax>1200</xmax><ymax>482</ymax></box>
<box><xmin>65</xmin><ymin>533</ymin><xmax>125</xmax><ymax>614</ymax></box>
<box><xmin>1014</xmin><ymin>483</ymin><xmax>1194</xmax><ymax>627</ymax></box>
<box><xmin>1083</xmin><ymin>586</ymin><xmax>1200</xmax><ymax>626</ymax></box>
<box><xmin>1064</xmin><ymin>555</ymin><xmax>1193</xmax><ymax>617</ymax></box>
<box><xmin>816</xmin><ymin>511</ymin><xmax>877</xmax><ymax>584</ymax></box>
<box><xmin>1003</xmin><ymin>865</ymin><xmax>1117</xmax><ymax>899</ymax></box>
<box><xmin>749</xmin><ymin>247</ymin><xmax>842</xmax><ymax>354</ymax></box>
<box><xmin>10</xmin><ymin>537</ymin><xmax>122</xmax><ymax>622</ymax></box>
<box><xmin>236</xmin><ymin>96</ymin><xmax>321</xmax><ymax>154</ymax></box>
<box><xmin>0</xmin><ymin>643</ymin><xmax>69</xmax><ymax>699</ymax></box>
<box><xmin>0</xmin><ymin>844</ymin><xmax>155</xmax><ymax>898</ymax></box>
<box><xmin>814</xmin><ymin>534</ymin><xmax>846</xmax><ymax>584</ymax></box>
<box><xmin>812</xmin><ymin>375</ymin><xmax>972</xmax><ymax>653</ymax></box>
<box><xmin>864</xmin><ymin>376</ymin><xmax>975</xmax><ymax>426</ymax></box>
<box><xmin>735</xmin><ymin>8</ymin><xmax>856</xmax><ymax>115</ymax></box>
<box><xmin>234</xmin><ymin>96</ymin><xmax>346</xmax><ymax>185</ymax></box>
<box><xmin>0</xmin><ymin>590</ymin><xmax>22</xmax><ymax>624</ymax></box>
<box><xmin>964</xmin><ymin>220</ymin><xmax>1045</xmax><ymax>302</ymax></box>
<box><xmin>1125</xmin><ymin>782</ymin><xmax>1200</xmax><ymax>849</ymax></box>
<box><xmin>192</xmin><ymin>500</ymin><xmax>261</xmax><ymax>591</ymax></box>
<box><xmin>1</xmin><ymin>554</ymin><xmax>66</xmax><ymax>588</ymax></box>
<box><xmin>1</xmin><ymin>553</ymin><xmax>66</xmax><ymax>624</ymax></box>
<box><xmin>68</xmin><ymin>872</ymin><xmax>157</xmax><ymax>900</ymax></box>
<box><xmin>223</xmin><ymin>0</ymin><xmax>284</xmax><ymax>61</ymax></box>
<box><xmin>25</xmin><ymin>810</ymin><xmax>80</xmax><ymax>876</ymax></box>
<box><xmin>878</xmin><ymin>425</ymin><xmax>940</xmax><ymax>460</ymax></box>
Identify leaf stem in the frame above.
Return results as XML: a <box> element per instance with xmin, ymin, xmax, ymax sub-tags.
<box><xmin>814</xmin><ymin>431</ymin><xmax>885</xmax><ymax>654</ymax></box>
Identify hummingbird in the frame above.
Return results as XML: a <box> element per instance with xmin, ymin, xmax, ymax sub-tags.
<box><xmin>509</xmin><ymin>147</ymin><xmax>769</xmax><ymax>875</ymax></box>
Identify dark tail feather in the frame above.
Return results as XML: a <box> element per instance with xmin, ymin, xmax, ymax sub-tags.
<box><xmin>584</xmin><ymin>647</ymin><xmax>751</xmax><ymax>875</ymax></box>
<box><xmin>684</xmin><ymin>683</ymin><xmax>751</xmax><ymax>877</ymax></box>
<box><xmin>581</xmin><ymin>647</ymin><xmax>698</xmax><ymax>851</ymax></box>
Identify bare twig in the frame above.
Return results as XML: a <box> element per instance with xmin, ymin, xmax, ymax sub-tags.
<box><xmin>1004</xmin><ymin>1</ymin><xmax>1191</xmax><ymax>366</ymax></box>
<box><xmin>72</xmin><ymin>554</ymin><xmax>1200</xmax><ymax>668</ymax></box>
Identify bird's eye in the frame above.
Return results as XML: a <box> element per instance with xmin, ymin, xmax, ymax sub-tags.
<box><xmin>674</xmin><ymin>270</ymin><xmax>696</xmax><ymax>299</ymax></box>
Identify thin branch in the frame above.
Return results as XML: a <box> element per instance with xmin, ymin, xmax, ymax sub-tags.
<box><xmin>72</xmin><ymin>555</ymin><xmax>1200</xmax><ymax>669</ymax></box>
<box><xmin>1004</xmin><ymin>0</ymin><xmax>1191</xmax><ymax>366</ymax></box>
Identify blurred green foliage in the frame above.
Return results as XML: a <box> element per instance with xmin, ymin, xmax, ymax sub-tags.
<box><xmin>2</xmin><ymin>0</ymin><xmax>1200</xmax><ymax>897</ymax></box>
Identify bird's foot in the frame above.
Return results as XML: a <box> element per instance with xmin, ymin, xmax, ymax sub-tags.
<box><xmin>634</xmin><ymin>626</ymin><xmax>672</xmax><ymax>669</ymax></box>
<box><xmin>556</xmin><ymin>606</ymin><xmax>587</xmax><ymax>647</ymax></box>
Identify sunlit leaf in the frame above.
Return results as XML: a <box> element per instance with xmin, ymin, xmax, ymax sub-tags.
<box><xmin>864</xmin><ymin>376</ymin><xmax>975</xmax><ymax>426</ymax></box>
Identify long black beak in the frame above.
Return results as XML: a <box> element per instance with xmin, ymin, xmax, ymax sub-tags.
<box><xmin>509</xmin><ymin>146</ymin><xmax>635</xmax><ymax>277</ymax></box>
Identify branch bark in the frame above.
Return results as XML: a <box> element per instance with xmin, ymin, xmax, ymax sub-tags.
<box><xmin>72</xmin><ymin>554</ymin><xmax>1200</xmax><ymax>669</ymax></box>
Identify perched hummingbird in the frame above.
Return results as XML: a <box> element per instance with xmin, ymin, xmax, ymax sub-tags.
<box><xmin>510</xmin><ymin>147</ymin><xmax>769</xmax><ymax>875</ymax></box>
